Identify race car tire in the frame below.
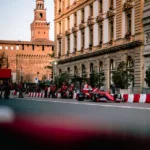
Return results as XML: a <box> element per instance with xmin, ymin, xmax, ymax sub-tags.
<box><xmin>92</xmin><ymin>95</ymin><xmax>96</xmax><ymax>102</ymax></box>
<box><xmin>77</xmin><ymin>97</ymin><xmax>84</xmax><ymax>101</ymax></box>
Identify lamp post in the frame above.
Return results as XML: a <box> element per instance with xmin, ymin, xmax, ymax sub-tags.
<box><xmin>51</xmin><ymin>61</ymin><xmax>58</xmax><ymax>81</ymax></box>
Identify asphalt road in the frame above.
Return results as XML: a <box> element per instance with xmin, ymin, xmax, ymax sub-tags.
<box><xmin>1</xmin><ymin>97</ymin><xmax>150</xmax><ymax>149</ymax></box>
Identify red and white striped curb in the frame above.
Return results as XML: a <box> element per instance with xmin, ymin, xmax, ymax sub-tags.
<box><xmin>28</xmin><ymin>92</ymin><xmax>45</xmax><ymax>98</ymax></box>
<box><xmin>122</xmin><ymin>94</ymin><xmax>150</xmax><ymax>103</ymax></box>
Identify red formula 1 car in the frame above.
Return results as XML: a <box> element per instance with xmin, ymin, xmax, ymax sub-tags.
<box><xmin>76</xmin><ymin>87</ymin><xmax>123</xmax><ymax>102</ymax></box>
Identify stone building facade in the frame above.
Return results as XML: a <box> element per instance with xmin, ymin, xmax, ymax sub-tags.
<box><xmin>143</xmin><ymin>0</ymin><xmax>150</xmax><ymax>87</ymax></box>
<box><xmin>54</xmin><ymin>0</ymin><xmax>144</xmax><ymax>91</ymax></box>
<box><xmin>0</xmin><ymin>0</ymin><xmax>54</xmax><ymax>83</ymax></box>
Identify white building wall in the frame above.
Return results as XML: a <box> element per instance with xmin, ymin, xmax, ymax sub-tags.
<box><xmin>65</xmin><ymin>36</ymin><xmax>67</xmax><ymax>54</ymax></box>
<box><xmin>85</xmin><ymin>5</ymin><xmax>89</xmax><ymax>21</ymax></box>
<box><xmin>132</xmin><ymin>8</ymin><xmax>135</xmax><ymax>35</ymax></box>
<box><xmin>103</xmin><ymin>0</ymin><xmax>109</xmax><ymax>13</ymax></box>
<box><xmin>70</xmin><ymin>14</ymin><xmax>74</xmax><ymax>29</ymax></box>
<box><xmin>64</xmin><ymin>18</ymin><xmax>67</xmax><ymax>31</ymax></box>
<box><xmin>114</xmin><ymin>16</ymin><xmax>116</xmax><ymax>40</ymax></box>
<box><xmin>114</xmin><ymin>0</ymin><xmax>116</xmax><ymax>9</ymax></box>
<box><xmin>85</xmin><ymin>27</ymin><xmax>89</xmax><ymax>49</ymax></box>
<box><xmin>70</xmin><ymin>34</ymin><xmax>74</xmax><ymax>53</ymax></box>
<box><xmin>122</xmin><ymin>12</ymin><xmax>126</xmax><ymax>38</ymax></box>
<box><xmin>93</xmin><ymin>0</ymin><xmax>99</xmax><ymax>17</ymax></box>
<box><xmin>70</xmin><ymin>0</ymin><xmax>74</xmax><ymax>6</ymax></box>
<box><xmin>103</xmin><ymin>19</ymin><xmax>109</xmax><ymax>43</ymax></box>
<box><xmin>77</xmin><ymin>10</ymin><xmax>81</xmax><ymax>26</ymax></box>
<box><xmin>93</xmin><ymin>23</ymin><xmax>99</xmax><ymax>46</ymax></box>
<box><xmin>77</xmin><ymin>30</ymin><xmax>81</xmax><ymax>51</ymax></box>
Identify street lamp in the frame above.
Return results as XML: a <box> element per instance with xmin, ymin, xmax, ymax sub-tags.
<box><xmin>51</xmin><ymin>61</ymin><xmax>58</xmax><ymax>82</ymax></box>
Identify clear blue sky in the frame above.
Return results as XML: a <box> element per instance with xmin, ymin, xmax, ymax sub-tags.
<box><xmin>0</xmin><ymin>0</ymin><xmax>54</xmax><ymax>41</ymax></box>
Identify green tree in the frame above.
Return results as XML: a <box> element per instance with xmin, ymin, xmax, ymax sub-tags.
<box><xmin>89</xmin><ymin>71</ymin><xmax>105</xmax><ymax>88</ymax></box>
<box><xmin>112</xmin><ymin>61</ymin><xmax>133</xmax><ymax>89</ymax></box>
<box><xmin>54</xmin><ymin>72</ymin><xmax>72</xmax><ymax>88</ymax></box>
<box><xmin>145</xmin><ymin>65</ymin><xmax>150</xmax><ymax>87</ymax></box>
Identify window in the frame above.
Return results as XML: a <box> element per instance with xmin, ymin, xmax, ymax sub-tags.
<box><xmin>16</xmin><ymin>45</ymin><xmax>19</xmax><ymax>50</ymax></box>
<box><xmin>90</xmin><ymin>63</ymin><xmax>94</xmax><ymax>73</ymax></box>
<box><xmin>11</xmin><ymin>46</ymin><xmax>13</xmax><ymax>50</ymax></box>
<box><xmin>82</xmin><ymin>65</ymin><xmax>86</xmax><ymax>77</ymax></box>
<box><xmin>81</xmin><ymin>31</ymin><xmax>85</xmax><ymax>49</ymax></box>
<box><xmin>81</xmin><ymin>9</ymin><xmax>84</xmax><ymax>22</ymax></box>
<box><xmin>67</xmin><ymin>17</ymin><xmax>70</xmax><ymax>30</ymax></box>
<box><xmin>38</xmin><ymin>31</ymin><xmax>40</xmax><ymax>34</ymax></box>
<box><xmin>74</xmin><ymin>34</ymin><xmax>77</xmax><ymax>51</ymax></box>
<box><xmin>0</xmin><ymin>46</ymin><xmax>2</xmax><ymax>49</ymax></box>
<box><xmin>42</xmin><ymin>45</ymin><xmax>44</xmax><ymax>51</ymax></box>
<box><xmin>99</xmin><ymin>61</ymin><xmax>103</xmax><ymax>71</ymax></box>
<box><xmin>110</xmin><ymin>59</ymin><xmax>115</xmax><ymax>84</ymax></box>
<box><xmin>67</xmin><ymin>36</ymin><xmax>70</xmax><ymax>54</ymax></box>
<box><xmin>74</xmin><ymin>13</ymin><xmax>77</xmax><ymax>26</ymax></box>
<box><xmin>52</xmin><ymin>46</ymin><xmax>54</xmax><ymax>51</ymax></box>
<box><xmin>32</xmin><ymin>45</ymin><xmax>34</xmax><ymax>51</ymax></box>
<box><xmin>74</xmin><ymin>66</ymin><xmax>78</xmax><ymax>75</ymax></box>
<box><xmin>67</xmin><ymin>67</ymin><xmax>70</xmax><ymax>74</ymax></box>
<box><xmin>39</xmin><ymin>13</ymin><xmax>43</xmax><ymax>18</ymax></box>
<box><xmin>59</xmin><ymin>39</ymin><xmax>61</xmax><ymax>56</ymax></box>
<box><xmin>22</xmin><ymin>45</ymin><xmax>24</xmax><ymax>50</ymax></box>
<box><xmin>126</xmin><ymin>13</ymin><xmax>131</xmax><ymax>33</ymax></box>
<box><xmin>59</xmin><ymin>69</ymin><xmax>62</xmax><ymax>75</ymax></box>
<box><xmin>89</xmin><ymin>28</ymin><xmax>93</xmax><ymax>46</ymax></box>
<box><xmin>5</xmin><ymin>46</ymin><xmax>8</xmax><ymax>50</ymax></box>
<box><xmin>90</xmin><ymin>4</ymin><xmax>93</xmax><ymax>16</ymax></box>
<box><xmin>110</xmin><ymin>20</ymin><xmax>114</xmax><ymax>40</ymax></box>
<box><xmin>59</xmin><ymin>22</ymin><xmax>61</xmax><ymax>33</ymax></box>
<box><xmin>99</xmin><ymin>0</ymin><xmax>103</xmax><ymax>13</ymax></box>
<box><xmin>99</xmin><ymin>25</ymin><xmax>103</xmax><ymax>45</ymax></box>
<box><xmin>110</xmin><ymin>0</ymin><xmax>114</xmax><ymax>8</ymax></box>
<box><xmin>44</xmin><ymin>32</ymin><xmax>45</xmax><ymax>34</ymax></box>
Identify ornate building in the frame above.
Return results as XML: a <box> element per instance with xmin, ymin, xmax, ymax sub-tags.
<box><xmin>143</xmin><ymin>0</ymin><xmax>150</xmax><ymax>87</ymax></box>
<box><xmin>0</xmin><ymin>0</ymin><xmax>54</xmax><ymax>83</ymax></box>
<box><xmin>54</xmin><ymin>0</ymin><xmax>144</xmax><ymax>92</ymax></box>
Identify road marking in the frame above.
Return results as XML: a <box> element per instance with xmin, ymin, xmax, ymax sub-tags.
<box><xmin>19</xmin><ymin>98</ymin><xmax>150</xmax><ymax>111</ymax></box>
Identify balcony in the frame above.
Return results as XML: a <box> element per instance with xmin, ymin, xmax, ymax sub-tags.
<box><xmin>106</xmin><ymin>10</ymin><xmax>115</xmax><ymax>21</ymax></box>
<box><xmin>65</xmin><ymin>30</ymin><xmax>71</xmax><ymax>36</ymax></box>
<box><xmin>72</xmin><ymin>24</ymin><xmax>78</xmax><ymax>33</ymax></box>
<box><xmin>123</xmin><ymin>1</ymin><xmax>133</xmax><ymax>15</ymax></box>
<box><xmin>87</xmin><ymin>16</ymin><xmax>94</xmax><ymax>27</ymax></box>
<box><xmin>57</xmin><ymin>33</ymin><xmax>63</xmax><ymax>39</ymax></box>
<box><xmin>79</xmin><ymin>21</ymin><xmax>86</xmax><ymax>30</ymax></box>
<box><xmin>96</xmin><ymin>14</ymin><xmax>104</xmax><ymax>24</ymax></box>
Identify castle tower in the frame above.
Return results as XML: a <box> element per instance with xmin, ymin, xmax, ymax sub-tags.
<box><xmin>31</xmin><ymin>0</ymin><xmax>50</xmax><ymax>41</ymax></box>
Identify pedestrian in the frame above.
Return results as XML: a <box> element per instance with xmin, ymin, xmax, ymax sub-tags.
<box><xmin>4</xmin><ymin>81</ymin><xmax>10</xmax><ymax>99</ymax></box>
<box><xmin>44</xmin><ymin>85</ymin><xmax>48</xmax><ymax>98</ymax></box>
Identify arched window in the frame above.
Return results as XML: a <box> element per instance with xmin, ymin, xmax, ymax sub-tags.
<box><xmin>67</xmin><ymin>67</ymin><xmax>70</xmax><ymax>74</ymax></box>
<box><xmin>127</xmin><ymin>56</ymin><xmax>134</xmax><ymax>68</ymax></box>
<box><xmin>110</xmin><ymin>59</ymin><xmax>115</xmax><ymax>85</ymax></box>
<box><xmin>110</xmin><ymin>59</ymin><xmax>115</xmax><ymax>70</ymax></box>
<box><xmin>99</xmin><ymin>61</ymin><xmax>103</xmax><ymax>72</ymax></box>
<box><xmin>90</xmin><ymin>63</ymin><xmax>94</xmax><ymax>73</ymax></box>
<box><xmin>74</xmin><ymin>66</ymin><xmax>78</xmax><ymax>75</ymax></box>
<box><xmin>39</xmin><ymin>13</ymin><xmax>43</xmax><ymax>18</ymax></box>
<box><xmin>59</xmin><ymin>69</ymin><xmax>62</xmax><ymax>75</ymax></box>
<box><xmin>82</xmin><ymin>64</ymin><xmax>86</xmax><ymax>77</ymax></box>
<box><xmin>127</xmin><ymin>56</ymin><xmax>134</xmax><ymax>88</ymax></box>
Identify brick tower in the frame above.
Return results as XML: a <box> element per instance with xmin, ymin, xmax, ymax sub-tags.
<box><xmin>31</xmin><ymin>0</ymin><xmax>50</xmax><ymax>41</ymax></box>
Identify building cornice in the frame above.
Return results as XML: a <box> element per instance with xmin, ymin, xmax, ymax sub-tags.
<box><xmin>0</xmin><ymin>40</ymin><xmax>54</xmax><ymax>46</ymax></box>
<box><xmin>57</xmin><ymin>40</ymin><xmax>143</xmax><ymax>64</ymax></box>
